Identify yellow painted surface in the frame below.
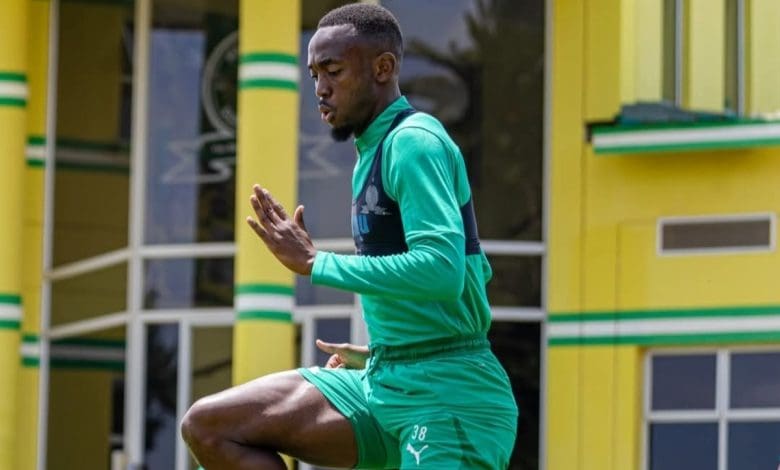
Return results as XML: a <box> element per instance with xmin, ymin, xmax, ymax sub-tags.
<box><xmin>613</xmin><ymin>346</ymin><xmax>642</xmax><ymax>470</ymax></box>
<box><xmin>634</xmin><ymin>0</ymin><xmax>663</xmax><ymax>101</ymax></box>
<box><xmin>746</xmin><ymin>0</ymin><xmax>780</xmax><ymax>115</ymax></box>
<box><xmin>584</xmin><ymin>0</ymin><xmax>622</xmax><ymax>121</ymax></box>
<box><xmin>234</xmin><ymin>0</ymin><xmax>300</xmax><ymax>397</ymax></box>
<box><xmin>547</xmin><ymin>0</ymin><xmax>584</xmax><ymax>313</ymax></box>
<box><xmin>26</xmin><ymin>0</ymin><xmax>49</xmax><ymax>136</ymax></box>
<box><xmin>547</xmin><ymin>347</ymin><xmax>581</xmax><ymax>470</ymax></box>
<box><xmin>0</xmin><ymin>331</ymin><xmax>21</xmax><ymax>470</ymax></box>
<box><xmin>15</xmin><ymin>367</ymin><xmax>39</xmax><ymax>470</ymax></box>
<box><xmin>0</xmin><ymin>0</ymin><xmax>28</xmax><ymax>69</ymax></box>
<box><xmin>684</xmin><ymin>0</ymin><xmax>725</xmax><ymax>111</ymax></box>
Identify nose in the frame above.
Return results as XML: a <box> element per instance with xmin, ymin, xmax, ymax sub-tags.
<box><xmin>315</xmin><ymin>76</ymin><xmax>330</xmax><ymax>98</ymax></box>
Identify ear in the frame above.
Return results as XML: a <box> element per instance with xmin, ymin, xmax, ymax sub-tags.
<box><xmin>373</xmin><ymin>52</ymin><xmax>398</xmax><ymax>83</ymax></box>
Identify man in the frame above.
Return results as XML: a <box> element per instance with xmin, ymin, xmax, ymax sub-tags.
<box><xmin>181</xmin><ymin>4</ymin><xmax>517</xmax><ymax>469</ymax></box>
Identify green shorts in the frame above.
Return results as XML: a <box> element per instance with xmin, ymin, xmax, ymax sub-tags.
<box><xmin>298</xmin><ymin>334</ymin><xmax>518</xmax><ymax>469</ymax></box>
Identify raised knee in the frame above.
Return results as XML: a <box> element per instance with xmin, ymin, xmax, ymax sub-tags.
<box><xmin>181</xmin><ymin>398</ymin><xmax>221</xmax><ymax>452</ymax></box>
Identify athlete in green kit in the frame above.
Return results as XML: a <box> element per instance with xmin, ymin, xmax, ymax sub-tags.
<box><xmin>181</xmin><ymin>4</ymin><xmax>517</xmax><ymax>469</ymax></box>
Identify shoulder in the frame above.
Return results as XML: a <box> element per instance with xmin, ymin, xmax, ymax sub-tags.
<box><xmin>385</xmin><ymin>112</ymin><xmax>457</xmax><ymax>159</ymax></box>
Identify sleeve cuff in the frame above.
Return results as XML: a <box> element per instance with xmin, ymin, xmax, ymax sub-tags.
<box><xmin>310</xmin><ymin>251</ymin><xmax>330</xmax><ymax>285</ymax></box>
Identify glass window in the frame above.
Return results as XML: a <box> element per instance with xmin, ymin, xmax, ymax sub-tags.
<box><xmin>145</xmin><ymin>324</ymin><xmax>179</xmax><ymax>469</ymax></box>
<box><xmin>144</xmin><ymin>258</ymin><xmax>233</xmax><ymax>309</ymax></box>
<box><xmin>651</xmin><ymin>354</ymin><xmax>716</xmax><ymax>410</ymax></box>
<box><xmin>145</xmin><ymin>0</ymin><xmax>239</xmax><ymax>244</ymax></box>
<box><xmin>730</xmin><ymin>352</ymin><xmax>780</xmax><ymax>408</ymax></box>
<box><xmin>647</xmin><ymin>349</ymin><xmax>780</xmax><ymax>469</ymax></box>
<box><xmin>660</xmin><ymin>217</ymin><xmax>772</xmax><ymax>252</ymax></box>
<box><xmin>649</xmin><ymin>423</ymin><xmax>718</xmax><ymax>470</ymax></box>
<box><xmin>51</xmin><ymin>262</ymin><xmax>127</xmax><ymax>327</ymax></box>
<box><xmin>486</xmin><ymin>256</ymin><xmax>542</xmax><ymax>307</ymax></box>
<box><xmin>382</xmin><ymin>0</ymin><xmax>544</xmax><ymax>242</ymax></box>
<box><xmin>53</xmin><ymin>0</ymin><xmax>134</xmax><ymax>265</ymax></box>
<box><xmin>728</xmin><ymin>422</ymin><xmax>780</xmax><ymax>469</ymax></box>
<box><xmin>662</xmin><ymin>0</ymin><xmax>680</xmax><ymax>104</ymax></box>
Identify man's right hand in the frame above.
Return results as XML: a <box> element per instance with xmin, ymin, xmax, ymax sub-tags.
<box><xmin>315</xmin><ymin>340</ymin><xmax>369</xmax><ymax>369</ymax></box>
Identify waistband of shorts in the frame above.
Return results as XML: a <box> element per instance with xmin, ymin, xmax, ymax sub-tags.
<box><xmin>369</xmin><ymin>333</ymin><xmax>489</xmax><ymax>362</ymax></box>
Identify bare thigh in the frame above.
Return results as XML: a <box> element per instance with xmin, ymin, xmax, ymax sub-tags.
<box><xmin>187</xmin><ymin>369</ymin><xmax>357</xmax><ymax>467</ymax></box>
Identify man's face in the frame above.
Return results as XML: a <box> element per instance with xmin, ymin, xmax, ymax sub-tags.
<box><xmin>307</xmin><ymin>24</ymin><xmax>376</xmax><ymax>141</ymax></box>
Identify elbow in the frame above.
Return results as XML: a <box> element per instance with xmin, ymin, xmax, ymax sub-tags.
<box><xmin>431</xmin><ymin>263</ymin><xmax>465</xmax><ymax>300</ymax></box>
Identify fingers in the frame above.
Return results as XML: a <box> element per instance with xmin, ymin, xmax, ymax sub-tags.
<box><xmin>315</xmin><ymin>339</ymin><xmax>337</xmax><ymax>354</ymax></box>
<box><xmin>246</xmin><ymin>216</ymin><xmax>269</xmax><ymax>241</ymax></box>
<box><xmin>294</xmin><ymin>205</ymin><xmax>307</xmax><ymax>232</ymax></box>
<box><xmin>253</xmin><ymin>185</ymin><xmax>288</xmax><ymax>223</ymax></box>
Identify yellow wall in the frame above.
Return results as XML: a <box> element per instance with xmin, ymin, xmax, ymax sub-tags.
<box><xmin>746</xmin><ymin>0</ymin><xmax>780</xmax><ymax>115</ymax></box>
<box><xmin>548</xmin><ymin>1</ymin><xmax>780</xmax><ymax>469</ymax></box>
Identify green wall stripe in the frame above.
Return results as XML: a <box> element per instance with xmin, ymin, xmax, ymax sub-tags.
<box><xmin>239</xmin><ymin>79</ymin><xmax>298</xmax><ymax>91</ymax></box>
<box><xmin>549</xmin><ymin>331</ymin><xmax>780</xmax><ymax>347</ymax></box>
<box><xmin>27</xmin><ymin>135</ymin><xmax>46</xmax><ymax>145</ymax></box>
<box><xmin>0</xmin><ymin>98</ymin><xmax>26</xmax><ymax>107</ymax></box>
<box><xmin>240</xmin><ymin>52</ymin><xmax>298</xmax><ymax>65</ymax></box>
<box><xmin>549</xmin><ymin>305</ymin><xmax>780</xmax><ymax>322</ymax></box>
<box><xmin>236</xmin><ymin>310</ymin><xmax>293</xmax><ymax>323</ymax></box>
<box><xmin>0</xmin><ymin>72</ymin><xmax>26</xmax><ymax>82</ymax></box>
<box><xmin>22</xmin><ymin>357</ymin><xmax>39</xmax><ymax>368</ymax></box>
<box><xmin>26</xmin><ymin>160</ymin><xmax>45</xmax><ymax>168</ymax></box>
<box><xmin>0</xmin><ymin>294</ymin><xmax>22</xmax><ymax>305</ymax></box>
<box><xmin>590</xmin><ymin>118</ymin><xmax>778</xmax><ymax>134</ymax></box>
<box><xmin>236</xmin><ymin>284</ymin><xmax>294</xmax><ymax>296</ymax></box>
<box><xmin>0</xmin><ymin>320</ymin><xmax>20</xmax><ymax>330</ymax></box>
<box><xmin>22</xmin><ymin>333</ymin><xmax>39</xmax><ymax>342</ymax></box>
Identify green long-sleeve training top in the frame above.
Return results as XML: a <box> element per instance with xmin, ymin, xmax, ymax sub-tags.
<box><xmin>311</xmin><ymin>96</ymin><xmax>493</xmax><ymax>346</ymax></box>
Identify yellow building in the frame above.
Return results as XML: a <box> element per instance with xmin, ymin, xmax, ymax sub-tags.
<box><xmin>547</xmin><ymin>1</ymin><xmax>780</xmax><ymax>470</ymax></box>
<box><xmin>3</xmin><ymin>0</ymin><xmax>779</xmax><ymax>469</ymax></box>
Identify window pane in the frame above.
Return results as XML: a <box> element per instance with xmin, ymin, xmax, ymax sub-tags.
<box><xmin>53</xmin><ymin>0</ymin><xmax>133</xmax><ymax>265</ymax></box>
<box><xmin>314</xmin><ymin>318</ymin><xmax>351</xmax><ymax>366</ymax></box>
<box><xmin>145</xmin><ymin>1</ymin><xmax>238</xmax><ymax>244</ymax></box>
<box><xmin>295</xmin><ymin>276</ymin><xmax>354</xmax><ymax>306</ymax></box>
<box><xmin>651</xmin><ymin>354</ymin><xmax>716</xmax><ymax>410</ymax></box>
<box><xmin>486</xmin><ymin>256</ymin><xmax>542</xmax><ymax>307</ymax></box>
<box><xmin>51</xmin><ymin>262</ymin><xmax>127</xmax><ymax>327</ymax></box>
<box><xmin>489</xmin><ymin>321</ymin><xmax>540</xmax><ymax>470</ymax></box>
<box><xmin>383</xmin><ymin>0</ymin><xmax>544</xmax><ymax>241</ymax></box>
<box><xmin>662</xmin><ymin>0</ymin><xmax>679</xmax><ymax>103</ymax></box>
<box><xmin>661</xmin><ymin>218</ymin><xmax>772</xmax><ymax>251</ymax></box>
<box><xmin>145</xmin><ymin>324</ymin><xmax>179</xmax><ymax>470</ymax></box>
<box><xmin>649</xmin><ymin>423</ymin><xmax>718</xmax><ymax>470</ymax></box>
<box><xmin>144</xmin><ymin>258</ymin><xmax>233</xmax><ymax>309</ymax></box>
<box><xmin>724</xmin><ymin>0</ymin><xmax>740</xmax><ymax>113</ymax></box>
<box><xmin>730</xmin><ymin>352</ymin><xmax>780</xmax><ymax>408</ymax></box>
<box><xmin>728</xmin><ymin>422</ymin><xmax>780</xmax><ymax>470</ymax></box>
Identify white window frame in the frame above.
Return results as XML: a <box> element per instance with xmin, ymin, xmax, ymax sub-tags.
<box><xmin>656</xmin><ymin>212</ymin><xmax>776</xmax><ymax>257</ymax></box>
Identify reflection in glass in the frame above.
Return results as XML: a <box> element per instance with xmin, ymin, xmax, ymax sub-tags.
<box><xmin>51</xmin><ymin>262</ymin><xmax>127</xmax><ymax>326</ymax></box>
<box><xmin>315</xmin><ymin>318</ymin><xmax>351</xmax><ymax>366</ymax></box>
<box><xmin>144</xmin><ymin>258</ymin><xmax>233</xmax><ymax>309</ymax></box>
<box><xmin>649</xmin><ymin>423</ymin><xmax>718</xmax><ymax>470</ymax></box>
<box><xmin>47</xmin><ymin>329</ymin><xmax>126</xmax><ymax>470</ymax></box>
<box><xmin>145</xmin><ymin>1</ymin><xmax>238</xmax><ymax>244</ymax></box>
<box><xmin>651</xmin><ymin>354</ymin><xmax>716</xmax><ymax>410</ymax></box>
<box><xmin>728</xmin><ymin>421</ymin><xmax>780</xmax><ymax>469</ymax></box>
<box><xmin>145</xmin><ymin>324</ymin><xmax>179</xmax><ymax>470</ymax></box>
<box><xmin>384</xmin><ymin>0</ymin><xmax>544</xmax><ymax>241</ymax></box>
<box><xmin>730</xmin><ymin>352</ymin><xmax>780</xmax><ymax>408</ymax></box>
<box><xmin>53</xmin><ymin>1</ymin><xmax>133</xmax><ymax>265</ymax></box>
<box><xmin>488</xmin><ymin>322</ymin><xmax>540</xmax><ymax>470</ymax></box>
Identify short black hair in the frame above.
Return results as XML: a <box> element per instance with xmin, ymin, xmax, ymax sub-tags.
<box><xmin>318</xmin><ymin>3</ymin><xmax>403</xmax><ymax>60</ymax></box>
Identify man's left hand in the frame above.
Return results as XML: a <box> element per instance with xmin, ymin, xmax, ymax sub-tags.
<box><xmin>246</xmin><ymin>184</ymin><xmax>316</xmax><ymax>275</ymax></box>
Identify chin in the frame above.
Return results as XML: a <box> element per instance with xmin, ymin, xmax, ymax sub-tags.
<box><xmin>330</xmin><ymin>125</ymin><xmax>354</xmax><ymax>142</ymax></box>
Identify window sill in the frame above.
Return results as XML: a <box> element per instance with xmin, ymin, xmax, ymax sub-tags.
<box><xmin>590</xmin><ymin>119</ymin><xmax>780</xmax><ymax>155</ymax></box>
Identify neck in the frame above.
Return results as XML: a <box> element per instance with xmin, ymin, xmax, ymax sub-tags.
<box><xmin>355</xmin><ymin>86</ymin><xmax>401</xmax><ymax>137</ymax></box>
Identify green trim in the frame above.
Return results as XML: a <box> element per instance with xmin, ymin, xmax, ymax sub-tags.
<box><xmin>22</xmin><ymin>333</ymin><xmax>39</xmax><ymax>342</ymax></box>
<box><xmin>56</xmin><ymin>161</ymin><xmax>129</xmax><ymax>175</ymax></box>
<box><xmin>0</xmin><ymin>320</ymin><xmax>20</xmax><ymax>330</ymax></box>
<box><xmin>236</xmin><ymin>284</ymin><xmax>294</xmax><ymax>296</ymax></box>
<box><xmin>240</xmin><ymin>52</ymin><xmax>298</xmax><ymax>65</ymax></box>
<box><xmin>0</xmin><ymin>72</ymin><xmax>26</xmax><ymax>82</ymax></box>
<box><xmin>549</xmin><ymin>305</ymin><xmax>780</xmax><ymax>322</ymax></box>
<box><xmin>49</xmin><ymin>359</ymin><xmax>125</xmax><ymax>371</ymax></box>
<box><xmin>27</xmin><ymin>135</ymin><xmax>46</xmax><ymax>145</ymax></box>
<box><xmin>590</xmin><ymin>118</ymin><xmax>776</xmax><ymax>135</ymax></box>
<box><xmin>595</xmin><ymin>138</ymin><xmax>780</xmax><ymax>155</ymax></box>
<box><xmin>22</xmin><ymin>357</ymin><xmax>39</xmax><ymax>368</ymax></box>
<box><xmin>53</xmin><ymin>337</ymin><xmax>125</xmax><ymax>348</ymax></box>
<box><xmin>549</xmin><ymin>331</ymin><xmax>780</xmax><ymax>347</ymax></box>
<box><xmin>26</xmin><ymin>160</ymin><xmax>45</xmax><ymax>168</ymax></box>
<box><xmin>0</xmin><ymin>294</ymin><xmax>22</xmax><ymax>305</ymax></box>
<box><xmin>0</xmin><ymin>98</ymin><xmax>26</xmax><ymax>107</ymax></box>
<box><xmin>236</xmin><ymin>310</ymin><xmax>293</xmax><ymax>323</ymax></box>
<box><xmin>239</xmin><ymin>79</ymin><xmax>298</xmax><ymax>91</ymax></box>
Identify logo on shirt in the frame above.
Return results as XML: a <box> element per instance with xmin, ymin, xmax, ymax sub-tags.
<box><xmin>405</xmin><ymin>443</ymin><xmax>429</xmax><ymax>466</ymax></box>
<box><xmin>361</xmin><ymin>185</ymin><xmax>390</xmax><ymax>215</ymax></box>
